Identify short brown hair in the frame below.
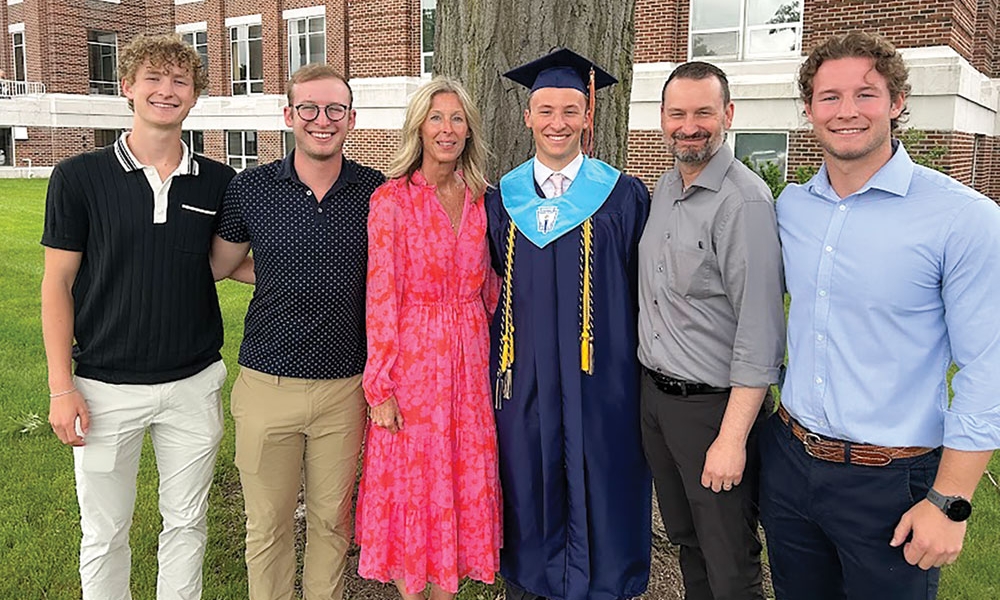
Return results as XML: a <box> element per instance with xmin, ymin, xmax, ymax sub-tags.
<box><xmin>662</xmin><ymin>61</ymin><xmax>731</xmax><ymax>106</ymax></box>
<box><xmin>286</xmin><ymin>64</ymin><xmax>353</xmax><ymax>107</ymax></box>
<box><xmin>118</xmin><ymin>33</ymin><xmax>207</xmax><ymax>109</ymax></box>
<box><xmin>799</xmin><ymin>32</ymin><xmax>911</xmax><ymax>130</ymax></box>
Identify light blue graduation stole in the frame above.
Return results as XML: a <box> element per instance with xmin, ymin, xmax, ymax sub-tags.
<box><xmin>499</xmin><ymin>156</ymin><xmax>620</xmax><ymax>248</ymax></box>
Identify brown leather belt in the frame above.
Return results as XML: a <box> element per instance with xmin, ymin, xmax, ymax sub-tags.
<box><xmin>776</xmin><ymin>405</ymin><xmax>935</xmax><ymax>467</ymax></box>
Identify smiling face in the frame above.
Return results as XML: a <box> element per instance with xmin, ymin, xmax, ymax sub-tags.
<box><xmin>661</xmin><ymin>76</ymin><xmax>733</xmax><ymax>166</ymax></box>
<box><xmin>121</xmin><ymin>61</ymin><xmax>197</xmax><ymax>130</ymax></box>
<box><xmin>420</xmin><ymin>92</ymin><xmax>469</xmax><ymax>170</ymax></box>
<box><xmin>524</xmin><ymin>87</ymin><xmax>588</xmax><ymax>171</ymax></box>
<box><xmin>283</xmin><ymin>76</ymin><xmax>356</xmax><ymax>162</ymax></box>
<box><xmin>805</xmin><ymin>56</ymin><xmax>904</xmax><ymax>169</ymax></box>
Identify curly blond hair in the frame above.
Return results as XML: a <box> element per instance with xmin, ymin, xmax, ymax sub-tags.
<box><xmin>118</xmin><ymin>33</ymin><xmax>207</xmax><ymax>109</ymax></box>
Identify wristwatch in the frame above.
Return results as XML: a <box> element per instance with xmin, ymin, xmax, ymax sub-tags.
<box><xmin>925</xmin><ymin>488</ymin><xmax>972</xmax><ymax>522</ymax></box>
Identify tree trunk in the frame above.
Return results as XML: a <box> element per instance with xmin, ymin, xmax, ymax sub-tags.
<box><xmin>434</xmin><ymin>0</ymin><xmax>637</xmax><ymax>180</ymax></box>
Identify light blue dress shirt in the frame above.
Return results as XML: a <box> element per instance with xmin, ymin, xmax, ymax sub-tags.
<box><xmin>777</xmin><ymin>143</ymin><xmax>1000</xmax><ymax>450</ymax></box>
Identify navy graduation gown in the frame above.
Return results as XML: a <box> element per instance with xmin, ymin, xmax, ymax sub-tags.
<box><xmin>486</xmin><ymin>169</ymin><xmax>652</xmax><ymax>600</ymax></box>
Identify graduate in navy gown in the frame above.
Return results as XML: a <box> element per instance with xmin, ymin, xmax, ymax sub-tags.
<box><xmin>486</xmin><ymin>48</ymin><xmax>652</xmax><ymax>600</ymax></box>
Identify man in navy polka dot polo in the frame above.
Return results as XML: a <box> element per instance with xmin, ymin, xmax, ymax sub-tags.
<box><xmin>211</xmin><ymin>63</ymin><xmax>386</xmax><ymax>600</ymax></box>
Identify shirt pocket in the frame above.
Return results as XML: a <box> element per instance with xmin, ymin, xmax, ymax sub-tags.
<box><xmin>173</xmin><ymin>203</ymin><xmax>217</xmax><ymax>254</ymax></box>
<box><xmin>666</xmin><ymin>242</ymin><xmax>717</xmax><ymax>299</ymax></box>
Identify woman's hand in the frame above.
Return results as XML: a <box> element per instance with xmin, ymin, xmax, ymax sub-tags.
<box><xmin>370</xmin><ymin>396</ymin><xmax>405</xmax><ymax>434</ymax></box>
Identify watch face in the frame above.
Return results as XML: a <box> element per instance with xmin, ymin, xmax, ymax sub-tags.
<box><xmin>946</xmin><ymin>498</ymin><xmax>972</xmax><ymax>522</ymax></box>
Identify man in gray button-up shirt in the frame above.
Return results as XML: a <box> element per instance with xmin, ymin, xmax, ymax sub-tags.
<box><xmin>637</xmin><ymin>62</ymin><xmax>785</xmax><ymax>600</ymax></box>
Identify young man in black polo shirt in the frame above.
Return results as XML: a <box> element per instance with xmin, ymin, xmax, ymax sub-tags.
<box><xmin>210</xmin><ymin>64</ymin><xmax>385</xmax><ymax>600</ymax></box>
<box><xmin>41</xmin><ymin>34</ymin><xmax>234</xmax><ymax>600</ymax></box>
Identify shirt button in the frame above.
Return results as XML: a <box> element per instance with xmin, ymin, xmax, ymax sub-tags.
<box><xmin>825</xmin><ymin>246</ymin><xmax>833</xmax><ymax>253</ymax></box>
<box><xmin>653</xmin><ymin>332</ymin><xmax>660</xmax><ymax>340</ymax></box>
<box><xmin>318</xmin><ymin>207</ymin><xmax>323</xmax><ymax>213</ymax></box>
<box><xmin>653</xmin><ymin>299</ymin><xmax>658</xmax><ymax>306</ymax></box>
<box><xmin>815</xmin><ymin>376</ymin><xmax>823</xmax><ymax>384</ymax></box>
<box><xmin>816</xmin><ymin>334</ymin><xmax>824</xmax><ymax>341</ymax></box>
<box><xmin>665</xmin><ymin>233</ymin><xmax>671</xmax><ymax>239</ymax></box>
<box><xmin>656</xmin><ymin>264</ymin><xmax>664</xmax><ymax>273</ymax></box>
<box><xmin>306</xmin><ymin>190</ymin><xmax>313</xmax><ymax>196</ymax></box>
<box><xmin>838</xmin><ymin>204</ymin><xmax>846</xmax><ymax>211</ymax></box>
<box><xmin>819</xmin><ymin>290</ymin><xmax>827</xmax><ymax>297</ymax></box>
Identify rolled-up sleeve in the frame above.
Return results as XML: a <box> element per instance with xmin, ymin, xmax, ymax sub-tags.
<box><xmin>717</xmin><ymin>198</ymin><xmax>786</xmax><ymax>388</ymax></box>
<box><xmin>942</xmin><ymin>199</ymin><xmax>1000</xmax><ymax>450</ymax></box>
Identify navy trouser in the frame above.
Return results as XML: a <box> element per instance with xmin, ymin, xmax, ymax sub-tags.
<box><xmin>759</xmin><ymin>412</ymin><xmax>942</xmax><ymax>600</ymax></box>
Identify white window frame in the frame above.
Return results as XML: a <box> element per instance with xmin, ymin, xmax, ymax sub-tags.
<box><xmin>227</xmin><ymin>15</ymin><xmax>263</xmax><ymax>95</ymax></box>
<box><xmin>689</xmin><ymin>0</ymin><xmax>802</xmax><ymax>61</ymax></box>
<box><xmin>87</xmin><ymin>30</ymin><xmax>119</xmax><ymax>96</ymax></box>
<box><xmin>9</xmin><ymin>24</ymin><xmax>26</xmax><ymax>82</ymax></box>
<box><xmin>420</xmin><ymin>0</ymin><xmax>436</xmax><ymax>75</ymax></box>
<box><xmin>731</xmin><ymin>130</ymin><xmax>789</xmax><ymax>179</ymax></box>
<box><xmin>226</xmin><ymin>130</ymin><xmax>258</xmax><ymax>171</ymax></box>
<box><xmin>285</xmin><ymin>6</ymin><xmax>326</xmax><ymax>74</ymax></box>
<box><xmin>181</xmin><ymin>130</ymin><xmax>205</xmax><ymax>155</ymax></box>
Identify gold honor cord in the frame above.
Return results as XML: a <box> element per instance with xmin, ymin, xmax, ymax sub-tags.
<box><xmin>495</xmin><ymin>220</ymin><xmax>517</xmax><ymax>408</ymax></box>
<box><xmin>580</xmin><ymin>218</ymin><xmax>594</xmax><ymax>375</ymax></box>
<box><xmin>495</xmin><ymin>217</ymin><xmax>596</xmax><ymax>410</ymax></box>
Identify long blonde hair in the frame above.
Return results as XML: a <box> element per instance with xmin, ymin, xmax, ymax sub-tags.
<box><xmin>386</xmin><ymin>77</ymin><xmax>490</xmax><ymax>199</ymax></box>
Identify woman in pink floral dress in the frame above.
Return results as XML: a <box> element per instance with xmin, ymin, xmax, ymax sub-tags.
<box><xmin>356</xmin><ymin>77</ymin><xmax>501</xmax><ymax>600</ymax></box>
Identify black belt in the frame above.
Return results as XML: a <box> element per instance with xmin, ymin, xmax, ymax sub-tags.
<box><xmin>644</xmin><ymin>367</ymin><xmax>731</xmax><ymax>397</ymax></box>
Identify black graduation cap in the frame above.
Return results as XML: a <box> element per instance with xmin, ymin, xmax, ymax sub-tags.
<box><xmin>503</xmin><ymin>48</ymin><xmax>617</xmax><ymax>93</ymax></box>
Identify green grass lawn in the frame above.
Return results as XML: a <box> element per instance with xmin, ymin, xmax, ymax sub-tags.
<box><xmin>1</xmin><ymin>178</ymin><xmax>998</xmax><ymax>599</ymax></box>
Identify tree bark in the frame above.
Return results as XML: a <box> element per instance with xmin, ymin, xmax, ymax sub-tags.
<box><xmin>434</xmin><ymin>0</ymin><xmax>637</xmax><ymax>180</ymax></box>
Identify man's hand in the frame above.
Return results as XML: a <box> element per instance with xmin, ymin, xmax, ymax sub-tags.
<box><xmin>49</xmin><ymin>390</ymin><xmax>89</xmax><ymax>446</ymax></box>
<box><xmin>890</xmin><ymin>499</ymin><xmax>966</xmax><ymax>569</ymax></box>
<box><xmin>370</xmin><ymin>396</ymin><xmax>404</xmax><ymax>434</ymax></box>
<box><xmin>701</xmin><ymin>435</ymin><xmax>746</xmax><ymax>493</ymax></box>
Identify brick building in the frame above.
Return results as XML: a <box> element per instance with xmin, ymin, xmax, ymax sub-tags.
<box><xmin>0</xmin><ymin>0</ymin><xmax>997</xmax><ymax>199</ymax></box>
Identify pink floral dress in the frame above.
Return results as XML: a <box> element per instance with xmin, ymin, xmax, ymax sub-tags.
<box><xmin>356</xmin><ymin>171</ymin><xmax>502</xmax><ymax>594</ymax></box>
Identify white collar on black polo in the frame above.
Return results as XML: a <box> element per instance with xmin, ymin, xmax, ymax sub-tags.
<box><xmin>114</xmin><ymin>131</ymin><xmax>199</xmax><ymax>176</ymax></box>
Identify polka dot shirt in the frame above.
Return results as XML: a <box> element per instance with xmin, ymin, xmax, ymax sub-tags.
<box><xmin>217</xmin><ymin>153</ymin><xmax>386</xmax><ymax>379</ymax></box>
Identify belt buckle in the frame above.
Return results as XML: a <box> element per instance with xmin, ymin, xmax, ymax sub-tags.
<box><xmin>802</xmin><ymin>433</ymin><xmax>824</xmax><ymax>459</ymax></box>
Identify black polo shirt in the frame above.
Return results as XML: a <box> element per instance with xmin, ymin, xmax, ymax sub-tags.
<box><xmin>217</xmin><ymin>151</ymin><xmax>385</xmax><ymax>379</ymax></box>
<box><xmin>41</xmin><ymin>138</ymin><xmax>235</xmax><ymax>384</ymax></box>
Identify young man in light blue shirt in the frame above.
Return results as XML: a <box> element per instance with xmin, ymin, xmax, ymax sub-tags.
<box><xmin>762</xmin><ymin>31</ymin><xmax>1000</xmax><ymax>600</ymax></box>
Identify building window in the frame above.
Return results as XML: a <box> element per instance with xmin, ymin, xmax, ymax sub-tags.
<box><xmin>180</xmin><ymin>29</ymin><xmax>209</xmax><ymax>94</ymax></box>
<box><xmin>288</xmin><ymin>15</ymin><xmax>325</xmax><ymax>74</ymax></box>
<box><xmin>227</xmin><ymin>130</ymin><xmax>258</xmax><ymax>170</ymax></box>
<box><xmin>0</xmin><ymin>128</ymin><xmax>11</xmax><ymax>167</ymax></box>
<box><xmin>230</xmin><ymin>24</ymin><xmax>263</xmax><ymax>95</ymax></box>
<box><xmin>690</xmin><ymin>0</ymin><xmax>801</xmax><ymax>60</ymax></box>
<box><xmin>283</xmin><ymin>130</ymin><xmax>295</xmax><ymax>156</ymax></box>
<box><xmin>94</xmin><ymin>129</ymin><xmax>122</xmax><ymax>148</ymax></box>
<box><xmin>182</xmin><ymin>130</ymin><xmax>205</xmax><ymax>154</ymax></box>
<box><xmin>421</xmin><ymin>0</ymin><xmax>436</xmax><ymax>75</ymax></box>
<box><xmin>11</xmin><ymin>31</ymin><xmax>26</xmax><ymax>81</ymax></box>
<box><xmin>87</xmin><ymin>30</ymin><xmax>118</xmax><ymax>95</ymax></box>
<box><xmin>733</xmin><ymin>131</ymin><xmax>788</xmax><ymax>179</ymax></box>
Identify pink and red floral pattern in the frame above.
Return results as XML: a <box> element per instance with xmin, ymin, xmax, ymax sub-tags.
<box><xmin>357</xmin><ymin>171</ymin><xmax>501</xmax><ymax>594</ymax></box>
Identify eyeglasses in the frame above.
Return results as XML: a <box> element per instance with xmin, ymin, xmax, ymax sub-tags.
<box><xmin>292</xmin><ymin>103</ymin><xmax>350</xmax><ymax>122</ymax></box>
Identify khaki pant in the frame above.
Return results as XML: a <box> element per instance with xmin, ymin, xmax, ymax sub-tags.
<box><xmin>231</xmin><ymin>367</ymin><xmax>366</xmax><ymax>600</ymax></box>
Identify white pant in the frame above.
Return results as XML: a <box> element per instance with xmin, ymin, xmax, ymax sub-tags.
<box><xmin>73</xmin><ymin>360</ymin><xmax>226</xmax><ymax>600</ymax></box>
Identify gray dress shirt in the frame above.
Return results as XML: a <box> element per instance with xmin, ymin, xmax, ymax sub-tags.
<box><xmin>637</xmin><ymin>143</ymin><xmax>785</xmax><ymax>389</ymax></box>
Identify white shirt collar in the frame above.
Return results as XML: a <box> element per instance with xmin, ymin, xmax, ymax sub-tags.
<box><xmin>114</xmin><ymin>131</ymin><xmax>198</xmax><ymax>176</ymax></box>
<box><xmin>533</xmin><ymin>152</ymin><xmax>584</xmax><ymax>189</ymax></box>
